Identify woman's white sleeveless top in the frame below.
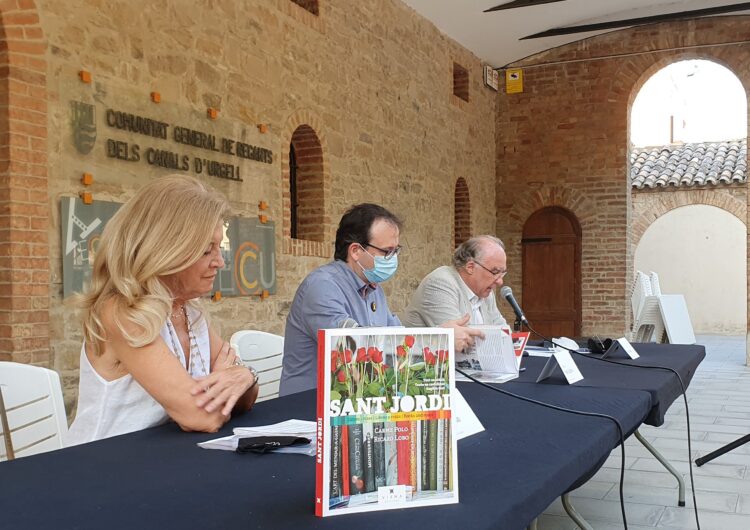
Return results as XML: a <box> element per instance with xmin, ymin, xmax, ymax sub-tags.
<box><xmin>67</xmin><ymin>306</ymin><xmax>210</xmax><ymax>445</ymax></box>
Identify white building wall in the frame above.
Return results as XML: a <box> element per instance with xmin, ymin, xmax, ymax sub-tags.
<box><xmin>634</xmin><ymin>205</ymin><xmax>747</xmax><ymax>334</ymax></box>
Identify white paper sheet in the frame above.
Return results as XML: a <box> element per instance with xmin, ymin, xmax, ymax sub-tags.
<box><xmin>198</xmin><ymin>419</ymin><xmax>317</xmax><ymax>456</ymax></box>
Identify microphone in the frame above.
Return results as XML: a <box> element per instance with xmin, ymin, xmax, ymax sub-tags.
<box><xmin>500</xmin><ymin>286</ymin><xmax>528</xmax><ymax>325</ymax></box>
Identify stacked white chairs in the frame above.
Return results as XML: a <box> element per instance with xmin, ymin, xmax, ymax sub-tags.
<box><xmin>630</xmin><ymin>271</ymin><xmax>695</xmax><ymax>344</ymax></box>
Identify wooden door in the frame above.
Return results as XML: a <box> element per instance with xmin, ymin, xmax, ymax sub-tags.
<box><xmin>522</xmin><ymin>207</ymin><xmax>581</xmax><ymax>338</ymax></box>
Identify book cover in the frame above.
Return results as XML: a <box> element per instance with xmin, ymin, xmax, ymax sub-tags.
<box><xmin>512</xmin><ymin>331</ymin><xmax>530</xmax><ymax>369</ymax></box>
<box><xmin>315</xmin><ymin>327</ymin><xmax>459</xmax><ymax>516</ymax></box>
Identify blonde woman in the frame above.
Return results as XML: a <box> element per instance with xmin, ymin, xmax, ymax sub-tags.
<box><xmin>68</xmin><ymin>175</ymin><xmax>258</xmax><ymax>445</ymax></box>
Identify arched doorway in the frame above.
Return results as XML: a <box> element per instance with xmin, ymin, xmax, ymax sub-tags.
<box><xmin>635</xmin><ymin>205</ymin><xmax>747</xmax><ymax>334</ymax></box>
<box><xmin>522</xmin><ymin>207</ymin><xmax>581</xmax><ymax>337</ymax></box>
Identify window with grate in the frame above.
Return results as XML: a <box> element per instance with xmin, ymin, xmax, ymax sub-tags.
<box><xmin>289</xmin><ymin>125</ymin><xmax>324</xmax><ymax>242</ymax></box>
<box><xmin>454</xmin><ymin>177</ymin><xmax>471</xmax><ymax>249</ymax></box>
<box><xmin>453</xmin><ymin>63</ymin><xmax>469</xmax><ymax>102</ymax></box>
<box><xmin>290</xmin><ymin>0</ymin><xmax>319</xmax><ymax>16</ymax></box>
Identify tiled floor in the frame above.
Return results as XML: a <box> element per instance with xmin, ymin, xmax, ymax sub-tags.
<box><xmin>538</xmin><ymin>334</ymin><xmax>750</xmax><ymax>530</ymax></box>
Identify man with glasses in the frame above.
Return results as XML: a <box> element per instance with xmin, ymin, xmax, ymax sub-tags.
<box><xmin>280</xmin><ymin>203</ymin><xmax>482</xmax><ymax>396</ymax></box>
<box><xmin>279</xmin><ymin>203</ymin><xmax>404</xmax><ymax>396</ymax></box>
<box><xmin>402</xmin><ymin>235</ymin><xmax>508</xmax><ymax>330</ymax></box>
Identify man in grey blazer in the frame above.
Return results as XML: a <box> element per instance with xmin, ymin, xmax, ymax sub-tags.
<box><xmin>402</xmin><ymin>236</ymin><xmax>508</xmax><ymax>330</ymax></box>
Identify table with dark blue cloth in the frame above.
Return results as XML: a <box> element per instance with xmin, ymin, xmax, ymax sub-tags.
<box><xmin>0</xmin><ymin>382</ymin><xmax>652</xmax><ymax>530</ymax></box>
<box><xmin>516</xmin><ymin>342</ymin><xmax>705</xmax><ymax>426</ymax></box>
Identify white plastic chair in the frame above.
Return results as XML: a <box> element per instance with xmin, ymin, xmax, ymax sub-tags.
<box><xmin>0</xmin><ymin>362</ymin><xmax>67</xmax><ymax>461</ymax></box>
<box><xmin>230</xmin><ymin>330</ymin><xmax>284</xmax><ymax>402</ymax></box>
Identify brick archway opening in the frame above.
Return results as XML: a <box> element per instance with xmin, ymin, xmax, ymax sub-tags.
<box><xmin>289</xmin><ymin>124</ymin><xmax>325</xmax><ymax>243</ymax></box>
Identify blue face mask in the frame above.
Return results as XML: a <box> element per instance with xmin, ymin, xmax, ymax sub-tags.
<box><xmin>359</xmin><ymin>250</ymin><xmax>398</xmax><ymax>283</ymax></box>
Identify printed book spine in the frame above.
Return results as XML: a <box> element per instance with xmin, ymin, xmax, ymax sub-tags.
<box><xmin>341</xmin><ymin>425</ymin><xmax>350</xmax><ymax>497</ymax></box>
<box><xmin>384</xmin><ymin>422</ymin><xmax>398</xmax><ymax>486</ymax></box>
<box><xmin>409</xmin><ymin>420</ymin><xmax>418</xmax><ymax>490</ymax></box>
<box><xmin>420</xmin><ymin>419</ymin><xmax>430</xmax><ymax>490</ymax></box>
<box><xmin>428</xmin><ymin>419</ymin><xmax>438</xmax><ymax>491</ymax></box>
<box><xmin>396</xmin><ymin>420</ymin><xmax>411</xmax><ymax>485</ymax></box>
<box><xmin>416</xmin><ymin>421</ymin><xmax>422</xmax><ymax>492</ymax></box>
<box><xmin>443</xmin><ymin>420</ymin><xmax>450</xmax><ymax>491</ymax></box>
<box><xmin>363</xmin><ymin>423</ymin><xmax>376</xmax><ymax>493</ymax></box>
<box><xmin>373</xmin><ymin>422</ymin><xmax>387</xmax><ymax>489</ymax></box>
<box><xmin>330</xmin><ymin>425</ymin><xmax>343</xmax><ymax>499</ymax></box>
<box><xmin>315</xmin><ymin>329</ymin><xmax>326</xmax><ymax>517</ymax></box>
<box><xmin>348</xmin><ymin>423</ymin><xmax>365</xmax><ymax>494</ymax></box>
<box><xmin>436</xmin><ymin>419</ymin><xmax>444</xmax><ymax>491</ymax></box>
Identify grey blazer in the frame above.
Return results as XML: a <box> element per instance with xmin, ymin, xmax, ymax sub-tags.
<box><xmin>401</xmin><ymin>265</ymin><xmax>507</xmax><ymax>327</ymax></box>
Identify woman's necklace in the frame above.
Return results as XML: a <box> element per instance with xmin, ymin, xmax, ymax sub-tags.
<box><xmin>166</xmin><ymin>305</ymin><xmax>209</xmax><ymax>377</ymax></box>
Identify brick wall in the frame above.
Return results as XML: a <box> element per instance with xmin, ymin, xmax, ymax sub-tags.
<box><xmin>632</xmin><ymin>185</ymin><xmax>747</xmax><ymax>247</ymax></box>
<box><xmin>20</xmin><ymin>0</ymin><xmax>498</xmax><ymax>412</ymax></box>
<box><xmin>496</xmin><ymin>16</ymin><xmax>750</xmax><ymax>337</ymax></box>
<box><xmin>0</xmin><ymin>1</ymin><xmax>49</xmax><ymax>365</ymax></box>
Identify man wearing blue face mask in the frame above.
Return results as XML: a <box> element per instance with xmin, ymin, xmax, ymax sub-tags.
<box><xmin>279</xmin><ymin>203</ymin><xmax>403</xmax><ymax>396</ymax></box>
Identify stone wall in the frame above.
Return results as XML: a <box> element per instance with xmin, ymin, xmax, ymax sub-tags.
<box><xmin>496</xmin><ymin>16</ymin><xmax>750</xmax><ymax>337</ymax></box>
<box><xmin>21</xmin><ymin>0</ymin><xmax>499</xmax><ymax>412</ymax></box>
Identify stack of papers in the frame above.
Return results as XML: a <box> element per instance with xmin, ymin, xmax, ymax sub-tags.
<box><xmin>198</xmin><ymin>419</ymin><xmax>317</xmax><ymax>456</ymax></box>
<box><xmin>525</xmin><ymin>345</ymin><xmax>555</xmax><ymax>357</ymax></box>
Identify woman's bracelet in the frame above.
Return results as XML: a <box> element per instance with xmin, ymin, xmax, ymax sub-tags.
<box><xmin>232</xmin><ymin>357</ymin><xmax>259</xmax><ymax>390</ymax></box>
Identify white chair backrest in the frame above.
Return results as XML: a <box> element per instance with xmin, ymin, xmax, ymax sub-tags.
<box><xmin>648</xmin><ymin>271</ymin><xmax>662</xmax><ymax>296</ymax></box>
<box><xmin>230</xmin><ymin>331</ymin><xmax>284</xmax><ymax>403</ymax></box>
<box><xmin>631</xmin><ymin>296</ymin><xmax>666</xmax><ymax>344</ymax></box>
<box><xmin>630</xmin><ymin>270</ymin><xmax>652</xmax><ymax>322</ymax></box>
<box><xmin>0</xmin><ymin>362</ymin><xmax>67</xmax><ymax>461</ymax></box>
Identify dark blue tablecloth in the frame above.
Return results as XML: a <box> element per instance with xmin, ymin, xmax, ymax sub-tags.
<box><xmin>517</xmin><ymin>342</ymin><xmax>705</xmax><ymax>426</ymax></box>
<box><xmin>0</xmin><ymin>382</ymin><xmax>652</xmax><ymax>530</ymax></box>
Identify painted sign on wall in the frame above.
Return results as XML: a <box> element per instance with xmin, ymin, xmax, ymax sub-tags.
<box><xmin>61</xmin><ymin>196</ymin><xmax>275</xmax><ymax>298</ymax></box>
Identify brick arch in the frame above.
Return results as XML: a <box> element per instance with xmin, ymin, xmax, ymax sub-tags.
<box><xmin>632</xmin><ymin>191</ymin><xmax>746</xmax><ymax>247</ymax></box>
<box><xmin>453</xmin><ymin>177</ymin><xmax>471</xmax><ymax>249</ymax></box>
<box><xmin>280</xmin><ymin>109</ymin><xmax>331</xmax><ymax>257</ymax></box>
<box><xmin>0</xmin><ymin>2</ymin><xmax>50</xmax><ymax>365</ymax></box>
<box><xmin>500</xmin><ymin>185</ymin><xmax>596</xmax><ymax>295</ymax></box>
<box><xmin>508</xmin><ymin>186</ymin><xmax>597</xmax><ymax>237</ymax></box>
<box><xmin>290</xmin><ymin>125</ymin><xmax>324</xmax><ymax>242</ymax></box>
<box><xmin>625</xmin><ymin>51</ymin><xmax>748</xmax><ymax>137</ymax></box>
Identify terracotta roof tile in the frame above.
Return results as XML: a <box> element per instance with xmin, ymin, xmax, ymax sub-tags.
<box><xmin>630</xmin><ymin>139</ymin><xmax>747</xmax><ymax>189</ymax></box>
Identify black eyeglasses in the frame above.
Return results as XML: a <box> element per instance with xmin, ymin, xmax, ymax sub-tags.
<box><xmin>473</xmin><ymin>260</ymin><xmax>507</xmax><ymax>278</ymax></box>
<box><xmin>363</xmin><ymin>243</ymin><xmax>402</xmax><ymax>260</ymax></box>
